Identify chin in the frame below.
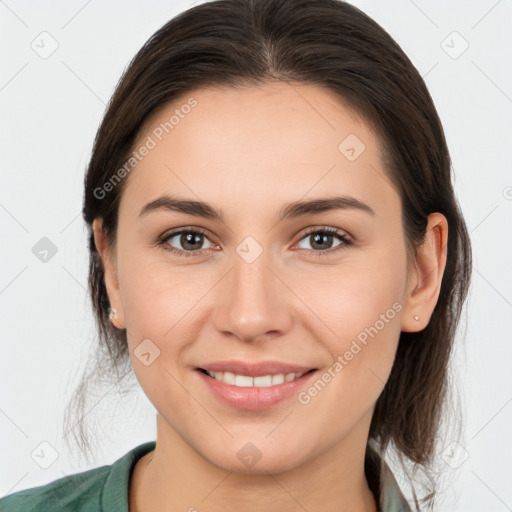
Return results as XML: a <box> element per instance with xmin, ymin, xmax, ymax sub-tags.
<box><xmin>200</xmin><ymin>438</ymin><xmax>310</xmax><ymax>475</ymax></box>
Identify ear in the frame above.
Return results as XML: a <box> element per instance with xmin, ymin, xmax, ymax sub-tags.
<box><xmin>401</xmin><ymin>212</ymin><xmax>448</xmax><ymax>333</ymax></box>
<box><xmin>92</xmin><ymin>218</ymin><xmax>126</xmax><ymax>329</ymax></box>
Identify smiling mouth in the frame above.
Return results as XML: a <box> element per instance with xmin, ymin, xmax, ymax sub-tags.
<box><xmin>198</xmin><ymin>368</ymin><xmax>316</xmax><ymax>388</ymax></box>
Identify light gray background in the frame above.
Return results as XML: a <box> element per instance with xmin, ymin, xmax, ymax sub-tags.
<box><xmin>1</xmin><ymin>1</ymin><xmax>511</xmax><ymax>510</ymax></box>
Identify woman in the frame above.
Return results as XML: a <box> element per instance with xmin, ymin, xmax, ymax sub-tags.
<box><xmin>0</xmin><ymin>0</ymin><xmax>471</xmax><ymax>510</ymax></box>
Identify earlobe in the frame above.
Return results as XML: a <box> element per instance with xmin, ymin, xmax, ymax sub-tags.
<box><xmin>92</xmin><ymin>218</ymin><xmax>126</xmax><ymax>329</ymax></box>
<box><xmin>401</xmin><ymin>213</ymin><xmax>448</xmax><ymax>333</ymax></box>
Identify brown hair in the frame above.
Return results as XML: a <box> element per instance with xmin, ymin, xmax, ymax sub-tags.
<box><xmin>65</xmin><ymin>0</ymin><xmax>472</xmax><ymax>508</ymax></box>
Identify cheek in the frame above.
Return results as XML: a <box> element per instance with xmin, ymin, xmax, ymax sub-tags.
<box><xmin>294</xmin><ymin>289</ymin><xmax>403</xmax><ymax>438</ymax></box>
<box><xmin>117</xmin><ymin>244</ymin><xmax>199</xmax><ymax>334</ymax></box>
<box><xmin>116</xmin><ymin>250</ymin><xmax>217</xmax><ymax>385</ymax></box>
<box><xmin>295</xmin><ymin>244</ymin><xmax>406</xmax><ymax>342</ymax></box>
<box><xmin>292</xmin><ymin>245</ymin><xmax>406</xmax><ymax>402</ymax></box>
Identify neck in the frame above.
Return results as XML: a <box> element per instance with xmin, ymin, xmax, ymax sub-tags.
<box><xmin>130</xmin><ymin>413</ymin><xmax>378</xmax><ymax>512</ymax></box>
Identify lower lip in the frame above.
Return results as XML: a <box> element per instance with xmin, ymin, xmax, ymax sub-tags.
<box><xmin>196</xmin><ymin>369</ymin><xmax>317</xmax><ymax>410</ymax></box>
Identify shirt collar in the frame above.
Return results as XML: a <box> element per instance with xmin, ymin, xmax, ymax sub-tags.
<box><xmin>101</xmin><ymin>441</ymin><xmax>411</xmax><ymax>512</ymax></box>
<box><xmin>365</xmin><ymin>445</ymin><xmax>412</xmax><ymax>512</ymax></box>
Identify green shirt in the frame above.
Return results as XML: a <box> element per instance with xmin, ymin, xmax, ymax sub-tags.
<box><xmin>0</xmin><ymin>441</ymin><xmax>411</xmax><ymax>511</ymax></box>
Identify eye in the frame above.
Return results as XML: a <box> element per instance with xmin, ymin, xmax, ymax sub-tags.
<box><xmin>157</xmin><ymin>226</ymin><xmax>352</xmax><ymax>258</ymax></box>
<box><xmin>295</xmin><ymin>227</ymin><xmax>352</xmax><ymax>257</ymax></box>
<box><xmin>158</xmin><ymin>228</ymin><xmax>216</xmax><ymax>257</ymax></box>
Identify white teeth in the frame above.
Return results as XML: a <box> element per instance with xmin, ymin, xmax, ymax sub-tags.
<box><xmin>204</xmin><ymin>370</ymin><xmax>305</xmax><ymax>387</ymax></box>
<box><xmin>254</xmin><ymin>375</ymin><xmax>272</xmax><ymax>387</ymax></box>
<box><xmin>223</xmin><ymin>371</ymin><xmax>235</xmax><ymax>385</ymax></box>
<box><xmin>235</xmin><ymin>375</ymin><xmax>253</xmax><ymax>387</ymax></box>
<box><xmin>272</xmin><ymin>374</ymin><xmax>285</xmax><ymax>385</ymax></box>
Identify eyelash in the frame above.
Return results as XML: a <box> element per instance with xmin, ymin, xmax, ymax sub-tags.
<box><xmin>157</xmin><ymin>226</ymin><xmax>353</xmax><ymax>258</ymax></box>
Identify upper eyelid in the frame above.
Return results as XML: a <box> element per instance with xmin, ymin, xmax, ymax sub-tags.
<box><xmin>300</xmin><ymin>226</ymin><xmax>349</xmax><ymax>237</ymax></box>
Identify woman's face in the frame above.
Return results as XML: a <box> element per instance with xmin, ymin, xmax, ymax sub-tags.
<box><xmin>99</xmin><ymin>82</ymin><xmax>417</xmax><ymax>472</ymax></box>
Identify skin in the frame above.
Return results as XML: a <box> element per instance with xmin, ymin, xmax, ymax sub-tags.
<box><xmin>93</xmin><ymin>81</ymin><xmax>448</xmax><ymax>512</ymax></box>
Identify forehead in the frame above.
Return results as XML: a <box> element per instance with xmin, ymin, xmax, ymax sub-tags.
<box><xmin>120</xmin><ymin>82</ymin><xmax>399</xmax><ymax>221</ymax></box>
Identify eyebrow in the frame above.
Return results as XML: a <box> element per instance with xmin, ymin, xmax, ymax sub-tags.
<box><xmin>138</xmin><ymin>194</ymin><xmax>376</xmax><ymax>221</ymax></box>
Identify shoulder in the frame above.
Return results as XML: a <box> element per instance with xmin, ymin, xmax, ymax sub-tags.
<box><xmin>0</xmin><ymin>465</ymin><xmax>110</xmax><ymax>512</ymax></box>
<box><xmin>0</xmin><ymin>441</ymin><xmax>156</xmax><ymax>512</ymax></box>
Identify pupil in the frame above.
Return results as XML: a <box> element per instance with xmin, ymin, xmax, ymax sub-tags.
<box><xmin>312</xmin><ymin>233</ymin><xmax>332</xmax><ymax>250</ymax></box>
<box><xmin>182</xmin><ymin>232</ymin><xmax>201</xmax><ymax>250</ymax></box>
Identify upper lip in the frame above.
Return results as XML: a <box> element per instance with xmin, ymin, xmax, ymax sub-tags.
<box><xmin>198</xmin><ymin>360</ymin><xmax>316</xmax><ymax>377</ymax></box>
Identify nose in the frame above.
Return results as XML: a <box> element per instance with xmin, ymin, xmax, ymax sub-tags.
<box><xmin>212</xmin><ymin>247</ymin><xmax>293</xmax><ymax>344</ymax></box>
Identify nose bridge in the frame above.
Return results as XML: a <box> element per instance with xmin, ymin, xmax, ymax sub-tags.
<box><xmin>213</xmin><ymin>241</ymin><xmax>292</xmax><ymax>341</ymax></box>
